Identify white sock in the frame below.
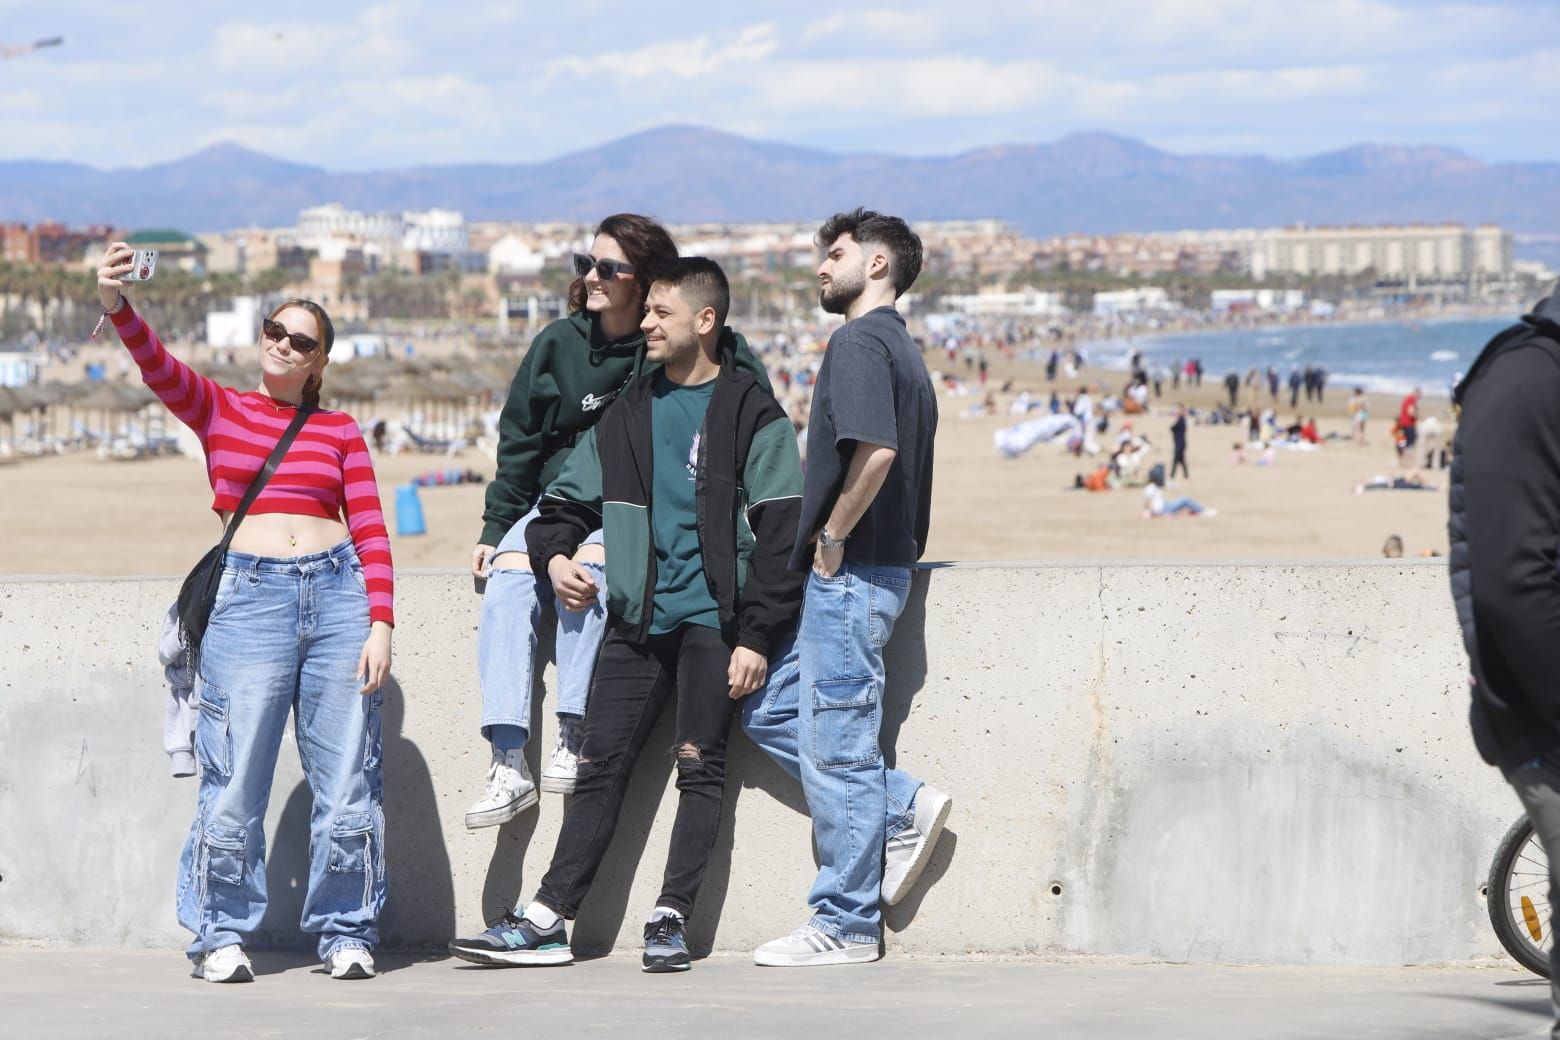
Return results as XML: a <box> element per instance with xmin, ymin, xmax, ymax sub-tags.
<box><xmin>650</xmin><ymin>906</ymin><xmax>684</xmax><ymax>923</ymax></box>
<box><xmin>524</xmin><ymin>902</ymin><xmax>560</xmax><ymax>930</ymax></box>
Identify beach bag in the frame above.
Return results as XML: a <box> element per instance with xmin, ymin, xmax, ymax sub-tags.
<box><xmin>176</xmin><ymin>405</ymin><xmax>313</xmax><ymax>673</ymax></box>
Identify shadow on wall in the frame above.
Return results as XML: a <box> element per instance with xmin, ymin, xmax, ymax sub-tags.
<box><xmin>476</xmin><ymin>629</ymin><xmax>554</xmax><ymax>930</ymax></box>
<box><xmin>882</xmin><ymin>569</ymin><xmax>932</xmax><ymax>772</ymax></box>
<box><xmin>254</xmin><ymin>570</ymin><xmax>949</xmax><ymax>954</ymax></box>
<box><xmin>519</xmin><ymin>571</ymin><xmax>950</xmax><ymax>955</ymax></box>
<box><xmin>253</xmin><ymin>677</ymin><xmax>456</xmax><ymax>951</ymax></box>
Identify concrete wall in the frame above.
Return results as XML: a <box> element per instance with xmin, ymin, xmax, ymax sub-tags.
<box><xmin>0</xmin><ymin>562</ymin><xmax>1518</xmax><ymax>964</ymax></box>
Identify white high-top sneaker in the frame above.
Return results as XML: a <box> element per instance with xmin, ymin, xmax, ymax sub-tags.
<box><xmin>464</xmin><ymin>747</ymin><xmax>539</xmax><ymax>829</ymax></box>
<box><xmin>540</xmin><ymin>718</ymin><xmax>584</xmax><ymax>795</ymax></box>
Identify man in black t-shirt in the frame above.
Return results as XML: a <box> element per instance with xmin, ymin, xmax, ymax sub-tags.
<box><xmin>743</xmin><ymin>208</ymin><xmax>952</xmax><ymax>967</ymax></box>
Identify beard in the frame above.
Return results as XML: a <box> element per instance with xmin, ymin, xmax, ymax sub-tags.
<box><xmin>819</xmin><ymin>261</ymin><xmax>867</xmax><ymax>315</ymax></box>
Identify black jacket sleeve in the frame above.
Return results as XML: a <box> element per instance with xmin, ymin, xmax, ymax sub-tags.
<box><xmin>523</xmin><ymin>427</ymin><xmax>604</xmax><ymax>582</ymax></box>
<box><xmin>734</xmin><ymin>417</ymin><xmax>806</xmax><ymax>657</ymax></box>
<box><xmin>1461</xmin><ymin>343</ymin><xmax>1560</xmax><ymax>727</ymax></box>
<box><xmin>736</xmin><ymin>497</ymin><xmax>805</xmax><ymax>657</ymax></box>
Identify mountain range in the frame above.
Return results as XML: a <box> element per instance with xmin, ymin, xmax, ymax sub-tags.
<box><xmin>5</xmin><ymin>126</ymin><xmax>1560</xmax><ymax>255</ymax></box>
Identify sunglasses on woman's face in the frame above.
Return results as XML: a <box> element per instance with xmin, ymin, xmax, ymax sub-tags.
<box><xmin>573</xmin><ymin>253</ymin><xmax>636</xmax><ymax>280</ymax></box>
<box><xmin>261</xmin><ymin>318</ymin><xmax>321</xmax><ymax>355</ymax></box>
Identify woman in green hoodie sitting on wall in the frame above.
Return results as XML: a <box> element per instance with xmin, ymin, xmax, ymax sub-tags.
<box><xmin>463</xmin><ymin>213</ymin><xmax>769</xmax><ymax>831</ymax></box>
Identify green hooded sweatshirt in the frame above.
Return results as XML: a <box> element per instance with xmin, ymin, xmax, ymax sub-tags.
<box><xmin>478</xmin><ymin>311</ymin><xmax>770</xmax><ymax>547</ymax></box>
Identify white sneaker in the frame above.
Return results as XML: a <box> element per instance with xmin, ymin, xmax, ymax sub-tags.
<box><xmin>881</xmin><ymin>785</ymin><xmax>953</xmax><ymax>907</ymax></box>
<box><xmin>464</xmin><ymin>748</ymin><xmax>539</xmax><ymax>829</ymax></box>
<box><xmin>196</xmin><ymin>944</ymin><xmax>254</xmax><ymax>983</ymax></box>
<box><xmin>540</xmin><ymin>718</ymin><xmax>583</xmax><ymax>795</ymax></box>
<box><xmin>753</xmin><ymin>925</ymin><xmax>879</xmax><ymax>967</ymax></box>
<box><xmin>328</xmin><ymin>946</ymin><xmax>376</xmax><ymax>980</ymax></box>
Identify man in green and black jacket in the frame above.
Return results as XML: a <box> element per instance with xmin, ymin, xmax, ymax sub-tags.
<box><xmin>496</xmin><ymin>257</ymin><xmax>804</xmax><ymax>972</ymax></box>
<box><xmin>477</xmin><ymin>314</ymin><xmax>770</xmax><ymax>551</ymax></box>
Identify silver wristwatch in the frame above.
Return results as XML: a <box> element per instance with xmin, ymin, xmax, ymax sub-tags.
<box><xmin>817</xmin><ymin>528</ymin><xmax>847</xmax><ymax>552</ymax></box>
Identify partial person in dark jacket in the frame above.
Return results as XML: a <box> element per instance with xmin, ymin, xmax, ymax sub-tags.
<box><xmin>1450</xmin><ymin>290</ymin><xmax>1560</xmax><ymax>1031</ymax></box>
<box><xmin>449</xmin><ymin>258</ymin><xmax>803</xmax><ymax>973</ymax></box>
<box><xmin>464</xmin><ymin>215</ymin><xmax>768</xmax><ymax>832</ymax></box>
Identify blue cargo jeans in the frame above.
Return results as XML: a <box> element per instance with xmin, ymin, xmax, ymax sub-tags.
<box><xmin>176</xmin><ymin>541</ymin><xmax>386</xmax><ymax>964</ymax></box>
<box><xmin>477</xmin><ymin>506</ymin><xmax>607</xmax><ymax>745</ymax></box>
<box><xmin>741</xmin><ymin>561</ymin><xmax>922</xmax><ymax>944</ymax></box>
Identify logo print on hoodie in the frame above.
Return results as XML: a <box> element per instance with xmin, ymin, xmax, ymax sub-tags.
<box><xmin>581</xmin><ymin>391</ymin><xmax>615</xmax><ymax>412</ymax></box>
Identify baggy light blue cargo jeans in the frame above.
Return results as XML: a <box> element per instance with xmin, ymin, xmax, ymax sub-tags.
<box><xmin>176</xmin><ymin>540</ymin><xmax>386</xmax><ymax>963</ymax></box>
<box><xmin>740</xmin><ymin>561</ymin><xmax>922</xmax><ymax>944</ymax></box>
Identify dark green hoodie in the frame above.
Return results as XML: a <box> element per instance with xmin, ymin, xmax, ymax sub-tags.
<box><xmin>478</xmin><ymin>311</ymin><xmax>770</xmax><ymax>547</ymax></box>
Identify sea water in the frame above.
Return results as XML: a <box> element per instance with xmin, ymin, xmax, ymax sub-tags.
<box><xmin>1089</xmin><ymin>318</ymin><xmax>1512</xmax><ymax>398</ymax></box>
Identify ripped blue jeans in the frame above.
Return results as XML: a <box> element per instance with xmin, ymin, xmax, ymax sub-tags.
<box><xmin>176</xmin><ymin>540</ymin><xmax>385</xmax><ymax>963</ymax></box>
<box><xmin>477</xmin><ymin>507</ymin><xmax>607</xmax><ymax>746</ymax></box>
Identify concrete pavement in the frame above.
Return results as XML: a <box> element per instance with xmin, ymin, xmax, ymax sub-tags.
<box><xmin>0</xmin><ymin>948</ymin><xmax>1552</xmax><ymax>1039</ymax></box>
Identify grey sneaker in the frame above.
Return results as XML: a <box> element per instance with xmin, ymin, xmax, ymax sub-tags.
<box><xmin>881</xmin><ymin>785</ymin><xmax>952</xmax><ymax>906</ymax></box>
<box><xmin>464</xmin><ymin>748</ymin><xmax>539</xmax><ymax>829</ymax></box>
<box><xmin>753</xmin><ymin>925</ymin><xmax>879</xmax><ymax>967</ymax></box>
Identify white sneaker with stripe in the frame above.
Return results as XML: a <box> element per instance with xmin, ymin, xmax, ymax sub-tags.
<box><xmin>753</xmin><ymin>924</ymin><xmax>880</xmax><ymax>967</ymax></box>
<box><xmin>881</xmin><ymin>784</ymin><xmax>953</xmax><ymax>906</ymax></box>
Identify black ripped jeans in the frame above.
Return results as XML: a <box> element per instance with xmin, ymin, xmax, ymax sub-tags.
<box><xmin>535</xmin><ymin>622</ymin><xmax>737</xmax><ymax>920</ymax></box>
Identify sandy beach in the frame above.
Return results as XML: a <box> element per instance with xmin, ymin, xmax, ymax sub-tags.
<box><xmin>0</xmin><ymin>352</ymin><xmax>1453</xmax><ymax>577</ymax></box>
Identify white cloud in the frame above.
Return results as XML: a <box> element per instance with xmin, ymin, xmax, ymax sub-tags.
<box><xmin>800</xmin><ymin>10</ymin><xmax>944</xmax><ymax>48</ymax></box>
<box><xmin>546</xmin><ymin>22</ymin><xmax>777</xmax><ymax>80</ymax></box>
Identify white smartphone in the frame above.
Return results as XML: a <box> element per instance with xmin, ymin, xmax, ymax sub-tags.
<box><xmin>119</xmin><ymin>249</ymin><xmax>158</xmax><ymax>282</ymax></box>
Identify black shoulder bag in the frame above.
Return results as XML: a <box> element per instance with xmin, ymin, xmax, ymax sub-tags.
<box><xmin>177</xmin><ymin>404</ymin><xmax>314</xmax><ymax>672</ymax></box>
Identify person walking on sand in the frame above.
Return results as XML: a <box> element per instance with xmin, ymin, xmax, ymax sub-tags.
<box><xmin>1170</xmin><ymin>404</ymin><xmax>1190</xmax><ymax>480</ymax></box>
<box><xmin>1396</xmin><ymin>388</ymin><xmax>1420</xmax><ymax>468</ymax></box>
<box><xmin>1348</xmin><ymin>387</ymin><xmax>1369</xmax><ymax>446</ymax></box>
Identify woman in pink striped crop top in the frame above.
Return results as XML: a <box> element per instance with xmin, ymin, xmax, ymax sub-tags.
<box><xmin>97</xmin><ymin>243</ymin><xmax>392</xmax><ymax>980</ymax></box>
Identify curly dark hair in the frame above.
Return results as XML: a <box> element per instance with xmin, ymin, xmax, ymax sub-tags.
<box><xmin>567</xmin><ymin>213</ymin><xmax>679</xmax><ymax>314</ymax></box>
<box><xmin>815</xmin><ymin>207</ymin><xmax>924</xmax><ymax>298</ymax></box>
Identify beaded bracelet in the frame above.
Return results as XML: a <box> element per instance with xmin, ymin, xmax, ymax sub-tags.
<box><xmin>90</xmin><ymin>291</ymin><xmax>125</xmax><ymax>340</ymax></box>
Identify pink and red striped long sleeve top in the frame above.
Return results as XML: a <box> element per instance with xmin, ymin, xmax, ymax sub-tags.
<box><xmin>111</xmin><ymin>303</ymin><xmax>395</xmax><ymax>625</ymax></box>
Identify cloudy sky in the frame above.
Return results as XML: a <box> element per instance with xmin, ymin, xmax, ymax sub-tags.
<box><xmin>4</xmin><ymin>0</ymin><xmax>1558</xmax><ymax>170</ymax></box>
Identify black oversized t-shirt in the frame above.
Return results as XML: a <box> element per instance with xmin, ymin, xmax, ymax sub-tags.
<box><xmin>791</xmin><ymin>307</ymin><xmax>938</xmax><ymax>571</ymax></box>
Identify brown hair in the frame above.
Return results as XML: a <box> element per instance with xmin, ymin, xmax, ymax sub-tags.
<box><xmin>267</xmin><ymin>298</ymin><xmax>335</xmax><ymax>408</ymax></box>
<box><xmin>567</xmin><ymin>214</ymin><xmax>679</xmax><ymax>315</ymax></box>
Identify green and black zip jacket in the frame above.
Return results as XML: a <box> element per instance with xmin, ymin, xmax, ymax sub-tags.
<box><xmin>525</xmin><ymin>349</ymin><xmax>804</xmax><ymax>658</ymax></box>
<box><xmin>478</xmin><ymin>311</ymin><xmax>770</xmax><ymax>547</ymax></box>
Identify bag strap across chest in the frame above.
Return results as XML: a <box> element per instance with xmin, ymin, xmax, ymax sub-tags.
<box><xmin>217</xmin><ymin>404</ymin><xmax>315</xmax><ymax>551</ymax></box>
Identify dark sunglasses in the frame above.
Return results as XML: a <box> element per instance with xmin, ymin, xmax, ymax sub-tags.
<box><xmin>261</xmin><ymin>318</ymin><xmax>321</xmax><ymax>355</ymax></box>
<box><xmin>573</xmin><ymin>253</ymin><xmax>636</xmax><ymax>280</ymax></box>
